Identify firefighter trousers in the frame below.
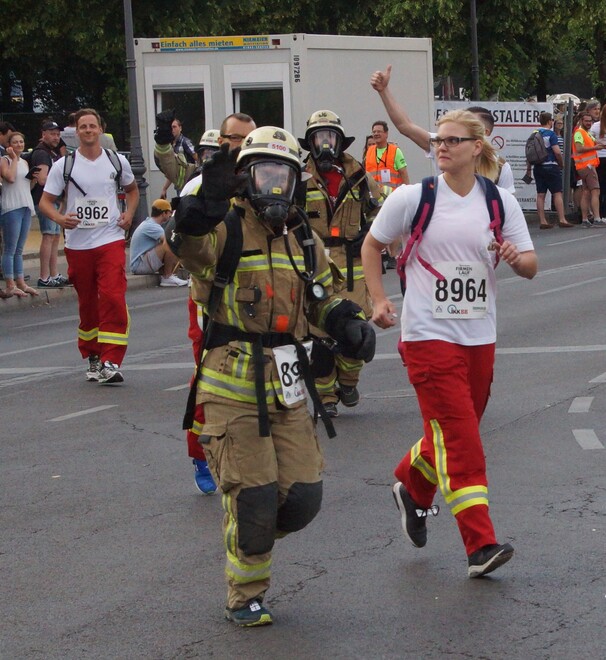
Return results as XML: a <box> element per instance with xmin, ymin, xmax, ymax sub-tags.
<box><xmin>199</xmin><ymin>401</ymin><xmax>324</xmax><ymax>610</ymax></box>
<box><xmin>394</xmin><ymin>340</ymin><xmax>498</xmax><ymax>556</ymax></box>
<box><xmin>65</xmin><ymin>240</ymin><xmax>129</xmax><ymax>366</ymax></box>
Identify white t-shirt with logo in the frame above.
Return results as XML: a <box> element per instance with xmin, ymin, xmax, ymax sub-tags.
<box><xmin>370</xmin><ymin>175</ymin><xmax>534</xmax><ymax>346</ymax></box>
<box><xmin>44</xmin><ymin>150</ymin><xmax>135</xmax><ymax>250</ymax></box>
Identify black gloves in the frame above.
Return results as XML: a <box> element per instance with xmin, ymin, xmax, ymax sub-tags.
<box><xmin>199</xmin><ymin>143</ymin><xmax>248</xmax><ymax>201</ymax></box>
<box><xmin>154</xmin><ymin>108</ymin><xmax>176</xmax><ymax>145</ymax></box>
<box><xmin>349</xmin><ymin>223</ymin><xmax>371</xmax><ymax>258</ymax></box>
<box><xmin>324</xmin><ymin>300</ymin><xmax>376</xmax><ymax>362</ymax></box>
<box><xmin>25</xmin><ymin>166</ymin><xmax>41</xmax><ymax>181</ymax></box>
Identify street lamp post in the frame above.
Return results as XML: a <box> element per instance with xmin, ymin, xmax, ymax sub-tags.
<box><xmin>123</xmin><ymin>0</ymin><xmax>148</xmax><ymax>233</ymax></box>
<box><xmin>470</xmin><ymin>0</ymin><xmax>480</xmax><ymax>100</ymax></box>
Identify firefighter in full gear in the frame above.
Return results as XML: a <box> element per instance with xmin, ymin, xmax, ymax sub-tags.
<box><xmin>196</xmin><ymin>129</ymin><xmax>220</xmax><ymax>163</ymax></box>
<box><xmin>299</xmin><ymin>110</ymin><xmax>382</xmax><ymax>417</ymax></box>
<box><xmin>172</xmin><ymin>126</ymin><xmax>376</xmax><ymax>627</ymax></box>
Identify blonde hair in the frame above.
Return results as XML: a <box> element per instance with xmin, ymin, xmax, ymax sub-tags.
<box><xmin>437</xmin><ymin>110</ymin><xmax>499</xmax><ymax>182</ymax></box>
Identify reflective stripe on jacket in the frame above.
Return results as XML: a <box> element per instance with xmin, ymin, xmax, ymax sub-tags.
<box><xmin>572</xmin><ymin>128</ymin><xmax>599</xmax><ymax>169</ymax></box>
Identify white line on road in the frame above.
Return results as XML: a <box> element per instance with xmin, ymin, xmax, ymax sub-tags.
<box><xmin>49</xmin><ymin>405</ymin><xmax>118</xmax><ymax>422</ymax></box>
<box><xmin>164</xmin><ymin>383</ymin><xmax>190</xmax><ymax>391</ymax></box>
<box><xmin>532</xmin><ymin>277</ymin><xmax>606</xmax><ymax>296</ymax></box>
<box><xmin>0</xmin><ymin>340</ymin><xmax>73</xmax><ymax>358</ymax></box>
<box><xmin>590</xmin><ymin>372</ymin><xmax>606</xmax><ymax>383</ymax></box>
<box><xmin>0</xmin><ymin>367</ymin><xmax>72</xmax><ymax>374</ymax></box>
<box><xmin>568</xmin><ymin>397</ymin><xmax>593</xmax><ymax>413</ymax></box>
<box><xmin>371</xmin><ymin>345</ymin><xmax>606</xmax><ymax>360</ymax></box>
<box><xmin>572</xmin><ymin>429</ymin><xmax>604</xmax><ymax>450</ymax></box>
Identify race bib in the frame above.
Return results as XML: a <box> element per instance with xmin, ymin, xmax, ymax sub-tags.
<box><xmin>75</xmin><ymin>197</ymin><xmax>110</xmax><ymax>228</ymax></box>
<box><xmin>380</xmin><ymin>169</ymin><xmax>391</xmax><ymax>183</ymax></box>
<box><xmin>273</xmin><ymin>341</ymin><xmax>313</xmax><ymax>406</ymax></box>
<box><xmin>432</xmin><ymin>261</ymin><xmax>489</xmax><ymax>319</ymax></box>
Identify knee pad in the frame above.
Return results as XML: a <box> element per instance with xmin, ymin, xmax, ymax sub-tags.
<box><xmin>236</xmin><ymin>483</ymin><xmax>279</xmax><ymax>556</ymax></box>
<box><xmin>277</xmin><ymin>481</ymin><xmax>323</xmax><ymax>533</ymax></box>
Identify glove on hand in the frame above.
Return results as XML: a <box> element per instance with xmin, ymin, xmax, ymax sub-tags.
<box><xmin>174</xmin><ymin>194</ymin><xmax>225</xmax><ymax>237</ymax></box>
<box><xmin>199</xmin><ymin>143</ymin><xmax>248</xmax><ymax>202</ymax></box>
<box><xmin>154</xmin><ymin>108</ymin><xmax>176</xmax><ymax>145</ymax></box>
<box><xmin>349</xmin><ymin>223</ymin><xmax>371</xmax><ymax>258</ymax></box>
<box><xmin>340</xmin><ymin>319</ymin><xmax>376</xmax><ymax>362</ymax></box>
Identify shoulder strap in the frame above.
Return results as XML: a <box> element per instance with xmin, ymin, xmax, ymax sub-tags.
<box><xmin>61</xmin><ymin>152</ymin><xmax>86</xmax><ymax>199</ymax></box>
<box><xmin>396</xmin><ymin>176</ymin><xmax>438</xmax><ymax>285</ymax></box>
<box><xmin>104</xmin><ymin>149</ymin><xmax>123</xmax><ymax>188</ymax></box>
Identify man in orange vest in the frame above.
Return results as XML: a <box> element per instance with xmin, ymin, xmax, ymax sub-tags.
<box><xmin>573</xmin><ymin>111</ymin><xmax>606</xmax><ymax>227</ymax></box>
<box><xmin>365</xmin><ymin>121</ymin><xmax>409</xmax><ymax>268</ymax></box>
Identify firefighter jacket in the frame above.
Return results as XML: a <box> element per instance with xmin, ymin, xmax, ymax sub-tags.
<box><xmin>154</xmin><ymin>142</ymin><xmax>198</xmax><ymax>191</ymax></box>
<box><xmin>304</xmin><ymin>153</ymin><xmax>381</xmax><ymax>297</ymax></box>
<box><xmin>178</xmin><ymin>200</ymin><xmax>346</xmax><ymax>411</ymax></box>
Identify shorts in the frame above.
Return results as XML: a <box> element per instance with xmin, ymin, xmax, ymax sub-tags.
<box><xmin>35</xmin><ymin>205</ymin><xmax>61</xmax><ymax>236</ymax></box>
<box><xmin>131</xmin><ymin>248</ymin><xmax>163</xmax><ymax>274</ymax></box>
<box><xmin>577</xmin><ymin>166</ymin><xmax>600</xmax><ymax>191</ymax></box>
<box><xmin>533</xmin><ymin>164</ymin><xmax>563</xmax><ymax>195</ymax></box>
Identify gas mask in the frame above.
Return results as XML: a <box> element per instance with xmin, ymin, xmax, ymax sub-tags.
<box><xmin>245</xmin><ymin>160</ymin><xmax>299</xmax><ymax>227</ymax></box>
<box><xmin>309</xmin><ymin>129</ymin><xmax>342</xmax><ymax>173</ymax></box>
<box><xmin>196</xmin><ymin>146</ymin><xmax>219</xmax><ymax>163</ymax></box>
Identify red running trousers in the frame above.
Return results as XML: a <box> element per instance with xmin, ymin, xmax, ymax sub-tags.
<box><xmin>395</xmin><ymin>339</ymin><xmax>498</xmax><ymax>556</ymax></box>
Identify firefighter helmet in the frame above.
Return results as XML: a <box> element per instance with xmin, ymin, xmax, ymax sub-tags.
<box><xmin>299</xmin><ymin>109</ymin><xmax>355</xmax><ymax>154</ymax></box>
<box><xmin>198</xmin><ymin>129</ymin><xmax>220</xmax><ymax>148</ymax></box>
<box><xmin>237</xmin><ymin>126</ymin><xmax>302</xmax><ymax>169</ymax></box>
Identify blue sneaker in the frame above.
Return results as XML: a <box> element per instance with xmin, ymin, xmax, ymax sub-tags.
<box><xmin>225</xmin><ymin>599</ymin><xmax>273</xmax><ymax>627</ymax></box>
<box><xmin>193</xmin><ymin>459</ymin><xmax>217</xmax><ymax>495</ymax></box>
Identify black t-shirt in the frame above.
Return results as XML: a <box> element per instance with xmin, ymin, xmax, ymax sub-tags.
<box><xmin>31</xmin><ymin>141</ymin><xmax>61</xmax><ymax>205</ymax></box>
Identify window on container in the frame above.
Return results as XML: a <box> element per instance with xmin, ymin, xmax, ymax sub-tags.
<box><xmin>155</xmin><ymin>89</ymin><xmax>206</xmax><ymax>147</ymax></box>
<box><xmin>233</xmin><ymin>88</ymin><xmax>283</xmax><ymax>128</ymax></box>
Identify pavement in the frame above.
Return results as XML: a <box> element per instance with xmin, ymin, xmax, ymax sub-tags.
<box><xmin>0</xmin><ymin>216</ymin><xmax>165</xmax><ymax>312</ymax></box>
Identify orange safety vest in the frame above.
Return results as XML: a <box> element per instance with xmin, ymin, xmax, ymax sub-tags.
<box><xmin>572</xmin><ymin>128</ymin><xmax>599</xmax><ymax>170</ymax></box>
<box><xmin>365</xmin><ymin>144</ymin><xmax>403</xmax><ymax>192</ymax></box>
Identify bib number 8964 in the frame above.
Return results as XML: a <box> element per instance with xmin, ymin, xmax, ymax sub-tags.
<box><xmin>435</xmin><ymin>277</ymin><xmax>487</xmax><ymax>303</ymax></box>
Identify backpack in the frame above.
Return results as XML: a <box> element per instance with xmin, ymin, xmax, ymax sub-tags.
<box><xmin>525</xmin><ymin>129</ymin><xmax>549</xmax><ymax>165</ymax></box>
<box><xmin>396</xmin><ymin>175</ymin><xmax>505</xmax><ymax>294</ymax></box>
<box><xmin>61</xmin><ymin>148</ymin><xmax>124</xmax><ymax>204</ymax></box>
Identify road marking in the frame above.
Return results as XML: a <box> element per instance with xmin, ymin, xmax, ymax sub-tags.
<box><xmin>164</xmin><ymin>383</ymin><xmax>190</xmax><ymax>391</ymax></box>
<box><xmin>568</xmin><ymin>397</ymin><xmax>593</xmax><ymax>413</ymax></box>
<box><xmin>532</xmin><ymin>277</ymin><xmax>605</xmax><ymax>296</ymax></box>
<box><xmin>0</xmin><ymin>367</ymin><xmax>72</xmax><ymax>374</ymax></box>
<box><xmin>572</xmin><ymin>429</ymin><xmax>604</xmax><ymax>450</ymax></box>
<box><xmin>49</xmin><ymin>405</ymin><xmax>118</xmax><ymax>422</ymax></box>
<box><xmin>371</xmin><ymin>345</ymin><xmax>606</xmax><ymax>360</ymax></box>
<box><xmin>0</xmin><ymin>340</ymin><xmax>73</xmax><ymax>358</ymax></box>
<box><xmin>590</xmin><ymin>372</ymin><xmax>606</xmax><ymax>383</ymax></box>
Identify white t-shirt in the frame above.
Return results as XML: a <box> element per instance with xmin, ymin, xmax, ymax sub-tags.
<box><xmin>426</xmin><ymin>132</ymin><xmax>516</xmax><ymax>194</ymax></box>
<box><xmin>1</xmin><ymin>157</ymin><xmax>35</xmax><ymax>214</ymax></box>
<box><xmin>44</xmin><ymin>150</ymin><xmax>135</xmax><ymax>250</ymax></box>
<box><xmin>370</xmin><ymin>175</ymin><xmax>534</xmax><ymax>346</ymax></box>
<box><xmin>589</xmin><ymin>121</ymin><xmax>606</xmax><ymax>159</ymax></box>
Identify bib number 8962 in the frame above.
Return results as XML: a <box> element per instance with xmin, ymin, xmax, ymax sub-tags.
<box><xmin>77</xmin><ymin>205</ymin><xmax>109</xmax><ymax>221</ymax></box>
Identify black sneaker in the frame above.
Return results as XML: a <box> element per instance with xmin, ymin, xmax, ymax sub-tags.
<box><xmin>37</xmin><ymin>277</ymin><xmax>62</xmax><ymax>288</ymax></box>
<box><xmin>323</xmin><ymin>402</ymin><xmax>339</xmax><ymax>418</ymax></box>
<box><xmin>97</xmin><ymin>361</ymin><xmax>124</xmax><ymax>385</ymax></box>
<box><xmin>338</xmin><ymin>384</ymin><xmax>360</xmax><ymax>407</ymax></box>
<box><xmin>392</xmin><ymin>481</ymin><xmax>439</xmax><ymax>548</ymax></box>
<box><xmin>86</xmin><ymin>355</ymin><xmax>102</xmax><ymax>382</ymax></box>
<box><xmin>385</xmin><ymin>256</ymin><xmax>397</xmax><ymax>270</ymax></box>
<box><xmin>52</xmin><ymin>274</ymin><xmax>71</xmax><ymax>286</ymax></box>
<box><xmin>468</xmin><ymin>543</ymin><xmax>514</xmax><ymax>578</ymax></box>
<box><xmin>225</xmin><ymin>599</ymin><xmax>273</xmax><ymax>627</ymax></box>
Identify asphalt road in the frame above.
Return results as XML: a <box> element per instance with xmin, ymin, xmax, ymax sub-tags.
<box><xmin>1</xmin><ymin>226</ymin><xmax>605</xmax><ymax>659</ymax></box>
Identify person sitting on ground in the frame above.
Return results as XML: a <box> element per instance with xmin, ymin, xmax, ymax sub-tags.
<box><xmin>129</xmin><ymin>198</ymin><xmax>188</xmax><ymax>286</ymax></box>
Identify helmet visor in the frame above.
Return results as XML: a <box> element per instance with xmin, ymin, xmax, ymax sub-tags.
<box><xmin>311</xmin><ymin>129</ymin><xmax>340</xmax><ymax>152</ymax></box>
<box><xmin>249</xmin><ymin>161</ymin><xmax>298</xmax><ymax>200</ymax></box>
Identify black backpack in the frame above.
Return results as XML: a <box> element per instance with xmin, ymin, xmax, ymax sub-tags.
<box><xmin>525</xmin><ymin>130</ymin><xmax>549</xmax><ymax>165</ymax></box>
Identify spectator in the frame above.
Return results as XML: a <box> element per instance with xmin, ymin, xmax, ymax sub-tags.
<box><xmin>524</xmin><ymin>112</ymin><xmax>574</xmax><ymax>229</ymax></box>
<box><xmin>99</xmin><ymin>117</ymin><xmax>118</xmax><ymax>151</ymax></box>
<box><xmin>0</xmin><ymin>132</ymin><xmax>38</xmax><ymax>297</ymax></box>
<box><xmin>61</xmin><ymin>113</ymin><xmax>79</xmax><ymax>153</ymax></box>
<box><xmin>0</xmin><ymin>121</ymin><xmax>16</xmax><ymax>281</ymax></box>
<box><xmin>586</xmin><ymin>99</ymin><xmax>601</xmax><ymax>123</ymax></box>
<box><xmin>362</xmin><ymin>109</ymin><xmax>537</xmax><ymax>579</ymax></box>
<box><xmin>370</xmin><ymin>66</ymin><xmax>516</xmax><ymax>194</ymax></box>
<box><xmin>572</xmin><ymin>111</ymin><xmax>606</xmax><ymax>227</ymax></box>
<box><xmin>160</xmin><ymin>118</ymin><xmax>197</xmax><ymax>198</ymax></box>
<box><xmin>129</xmin><ymin>198</ymin><xmax>187</xmax><ymax>286</ymax></box>
<box><xmin>590</xmin><ymin>105</ymin><xmax>606</xmax><ymax>218</ymax></box>
<box><xmin>38</xmin><ymin>108</ymin><xmax>139</xmax><ymax>385</ymax></box>
<box><xmin>362</xmin><ymin>134</ymin><xmax>375</xmax><ymax>163</ymax></box>
<box><xmin>30</xmin><ymin>120</ymin><xmax>69</xmax><ymax>288</ymax></box>
<box><xmin>366</xmin><ymin>120</ymin><xmax>410</xmax><ymax>197</ymax></box>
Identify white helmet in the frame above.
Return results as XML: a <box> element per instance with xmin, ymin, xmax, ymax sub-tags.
<box><xmin>198</xmin><ymin>129</ymin><xmax>220</xmax><ymax>148</ymax></box>
<box><xmin>298</xmin><ymin>109</ymin><xmax>355</xmax><ymax>157</ymax></box>
<box><xmin>237</xmin><ymin>126</ymin><xmax>302</xmax><ymax>169</ymax></box>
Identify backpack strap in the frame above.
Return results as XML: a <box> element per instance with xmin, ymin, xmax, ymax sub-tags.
<box><xmin>182</xmin><ymin>207</ymin><xmax>243</xmax><ymax>430</ymax></box>
<box><xmin>104</xmin><ymin>149</ymin><xmax>123</xmax><ymax>190</ymax></box>
<box><xmin>475</xmin><ymin>174</ymin><xmax>505</xmax><ymax>267</ymax></box>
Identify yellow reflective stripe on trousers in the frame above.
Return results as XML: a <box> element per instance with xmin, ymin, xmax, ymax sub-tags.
<box><xmin>199</xmin><ymin>366</ymin><xmax>274</xmax><ymax>405</ymax></box>
<box><xmin>225</xmin><ymin>549</ymin><xmax>272</xmax><ymax>584</ymax></box>
<box><xmin>98</xmin><ymin>307</ymin><xmax>130</xmax><ymax>345</ymax></box>
<box><xmin>430</xmin><ymin>418</ymin><xmax>489</xmax><ymax>515</ymax></box>
<box><xmin>410</xmin><ymin>438</ymin><xmax>438</xmax><ymax>485</ymax></box>
<box><xmin>223</xmin><ymin>493</ymin><xmax>237</xmax><ymax>556</ymax></box>
<box><xmin>78</xmin><ymin>327</ymin><xmax>99</xmax><ymax>341</ymax></box>
<box><xmin>335</xmin><ymin>354</ymin><xmax>363</xmax><ymax>373</ymax></box>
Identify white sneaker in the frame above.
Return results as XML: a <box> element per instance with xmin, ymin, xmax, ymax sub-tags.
<box><xmin>592</xmin><ymin>218</ymin><xmax>606</xmax><ymax>227</ymax></box>
<box><xmin>160</xmin><ymin>274</ymin><xmax>188</xmax><ymax>287</ymax></box>
<box><xmin>97</xmin><ymin>361</ymin><xmax>124</xmax><ymax>385</ymax></box>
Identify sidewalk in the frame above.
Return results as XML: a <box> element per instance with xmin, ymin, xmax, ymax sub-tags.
<box><xmin>1</xmin><ymin>218</ymin><xmax>161</xmax><ymax>312</ymax></box>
